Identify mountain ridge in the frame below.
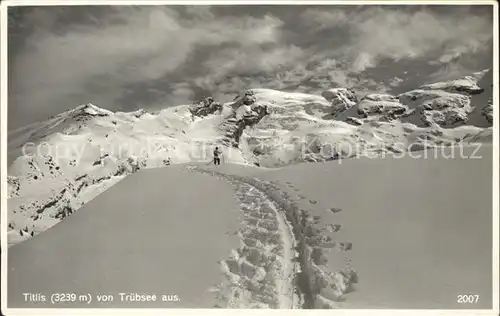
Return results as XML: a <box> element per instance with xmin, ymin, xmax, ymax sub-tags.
<box><xmin>6</xmin><ymin>69</ymin><xmax>494</xmax><ymax>246</ymax></box>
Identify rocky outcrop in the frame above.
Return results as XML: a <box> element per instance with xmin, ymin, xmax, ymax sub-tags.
<box><xmin>344</xmin><ymin>117</ymin><xmax>363</xmax><ymax>126</ymax></box>
<box><xmin>321</xmin><ymin>88</ymin><xmax>357</xmax><ymax>115</ymax></box>
<box><xmin>188</xmin><ymin>97</ymin><xmax>223</xmax><ymax>117</ymax></box>
<box><xmin>221</xmin><ymin>91</ymin><xmax>270</xmax><ymax>148</ymax></box>
<box><xmin>241</xmin><ymin>91</ymin><xmax>258</xmax><ymax>106</ymax></box>
<box><xmin>420</xmin><ymin>75</ymin><xmax>485</xmax><ymax>95</ymax></box>
<box><xmin>357</xmin><ymin>94</ymin><xmax>409</xmax><ymax>119</ymax></box>
<box><xmin>71</xmin><ymin>103</ymin><xmax>114</xmax><ymax>122</ymax></box>
<box><xmin>128</xmin><ymin>109</ymin><xmax>147</xmax><ymax>119</ymax></box>
<box><xmin>422</xmin><ymin>109</ymin><xmax>469</xmax><ymax>127</ymax></box>
<box><xmin>231</xmin><ymin>91</ymin><xmax>258</xmax><ymax>108</ymax></box>
<box><xmin>482</xmin><ymin>100</ymin><xmax>493</xmax><ymax>124</ymax></box>
<box><xmin>399</xmin><ymin>90</ymin><xmax>472</xmax><ymax>111</ymax></box>
<box><xmin>234</xmin><ymin>106</ymin><xmax>269</xmax><ymax>145</ymax></box>
<box><xmin>319</xmin><ymin>71</ymin><xmax>492</xmax><ymax>129</ymax></box>
<box><xmin>398</xmin><ymin>89</ymin><xmax>474</xmax><ymax>127</ymax></box>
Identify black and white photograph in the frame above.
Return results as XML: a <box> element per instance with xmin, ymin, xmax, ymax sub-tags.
<box><xmin>1</xmin><ymin>1</ymin><xmax>498</xmax><ymax>312</ymax></box>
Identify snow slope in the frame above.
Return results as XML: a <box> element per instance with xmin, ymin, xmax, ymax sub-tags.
<box><xmin>6</xmin><ymin>103</ymin><xmax>239</xmax><ymax>245</ymax></box>
<box><xmin>258</xmin><ymin>144</ymin><xmax>493</xmax><ymax>309</ymax></box>
<box><xmin>8</xmin><ymin>145</ymin><xmax>492</xmax><ymax>309</ymax></box>
<box><xmin>6</xmin><ymin>69</ymin><xmax>494</xmax><ymax>246</ymax></box>
<box><xmin>8</xmin><ymin>167</ymin><xmax>242</xmax><ymax>308</ymax></box>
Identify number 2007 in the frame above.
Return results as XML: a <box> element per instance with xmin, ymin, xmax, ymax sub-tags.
<box><xmin>457</xmin><ymin>294</ymin><xmax>479</xmax><ymax>303</ymax></box>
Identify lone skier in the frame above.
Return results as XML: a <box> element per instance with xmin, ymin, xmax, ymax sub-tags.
<box><xmin>213</xmin><ymin>146</ymin><xmax>222</xmax><ymax>165</ymax></box>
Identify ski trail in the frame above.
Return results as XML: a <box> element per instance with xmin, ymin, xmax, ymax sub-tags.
<box><xmin>187</xmin><ymin>166</ymin><xmax>357</xmax><ymax>309</ymax></box>
<box><xmin>189</xmin><ymin>167</ymin><xmax>300</xmax><ymax>308</ymax></box>
<box><xmin>273</xmin><ymin>199</ymin><xmax>297</xmax><ymax>308</ymax></box>
<box><xmin>237</xmin><ymin>182</ymin><xmax>298</xmax><ymax>308</ymax></box>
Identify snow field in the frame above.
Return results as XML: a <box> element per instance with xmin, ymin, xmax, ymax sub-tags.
<box><xmin>191</xmin><ymin>166</ymin><xmax>359</xmax><ymax>308</ymax></box>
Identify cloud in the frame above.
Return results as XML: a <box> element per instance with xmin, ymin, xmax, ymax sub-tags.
<box><xmin>300</xmin><ymin>6</ymin><xmax>493</xmax><ymax>72</ymax></box>
<box><xmin>8</xmin><ymin>5</ymin><xmax>493</xmax><ymax>129</ymax></box>
<box><xmin>184</xmin><ymin>5</ymin><xmax>214</xmax><ymax>21</ymax></box>
<box><xmin>168</xmin><ymin>83</ymin><xmax>195</xmax><ymax>106</ymax></box>
<box><xmin>9</xmin><ymin>6</ymin><xmax>285</xmax><ymax>125</ymax></box>
<box><xmin>388</xmin><ymin>76</ymin><xmax>405</xmax><ymax>88</ymax></box>
<box><xmin>299</xmin><ymin>8</ymin><xmax>350</xmax><ymax>31</ymax></box>
<box><xmin>197</xmin><ymin>45</ymin><xmax>305</xmax><ymax>90</ymax></box>
<box><xmin>12</xmin><ymin>8</ymin><xmax>185</xmax><ymax>117</ymax></box>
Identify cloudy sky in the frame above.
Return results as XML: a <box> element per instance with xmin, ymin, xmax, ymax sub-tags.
<box><xmin>7</xmin><ymin>4</ymin><xmax>494</xmax><ymax>129</ymax></box>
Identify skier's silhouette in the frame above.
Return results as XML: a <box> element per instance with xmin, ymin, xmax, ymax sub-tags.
<box><xmin>213</xmin><ymin>146</ymin><xmax>222</xmax><ymax>165</ymax></box>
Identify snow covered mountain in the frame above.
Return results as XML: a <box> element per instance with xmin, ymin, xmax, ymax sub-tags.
<box><xmin>6</xmin><ymin>69</ymin><xmax>493</xmax><ymax>246</ymax></box>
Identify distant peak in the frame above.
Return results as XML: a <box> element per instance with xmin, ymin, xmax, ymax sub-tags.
<box><xmin>72</xmin><ymin>103</ymin><xmax>114</xmax><ymax>117</ymax></box>
<box><xmin>419</xmin><ymin>73</ymin><xmax>484</xmax><ymax>95</ymax></box>
<box><xmin>472</xmin><ymin>69</ymin><xmax>490</xmax><ymax>81</ymax></box>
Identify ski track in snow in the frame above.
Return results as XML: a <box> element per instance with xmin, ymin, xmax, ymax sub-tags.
<box><xmin>192</xmin><ymin>167</ymin><xmax>300</xmax><ymax>308</ymax></box>
<box><xmin>188</xmin><ymin>166</ymin><xmax>358</xmax><ymax>309</ymax></box>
